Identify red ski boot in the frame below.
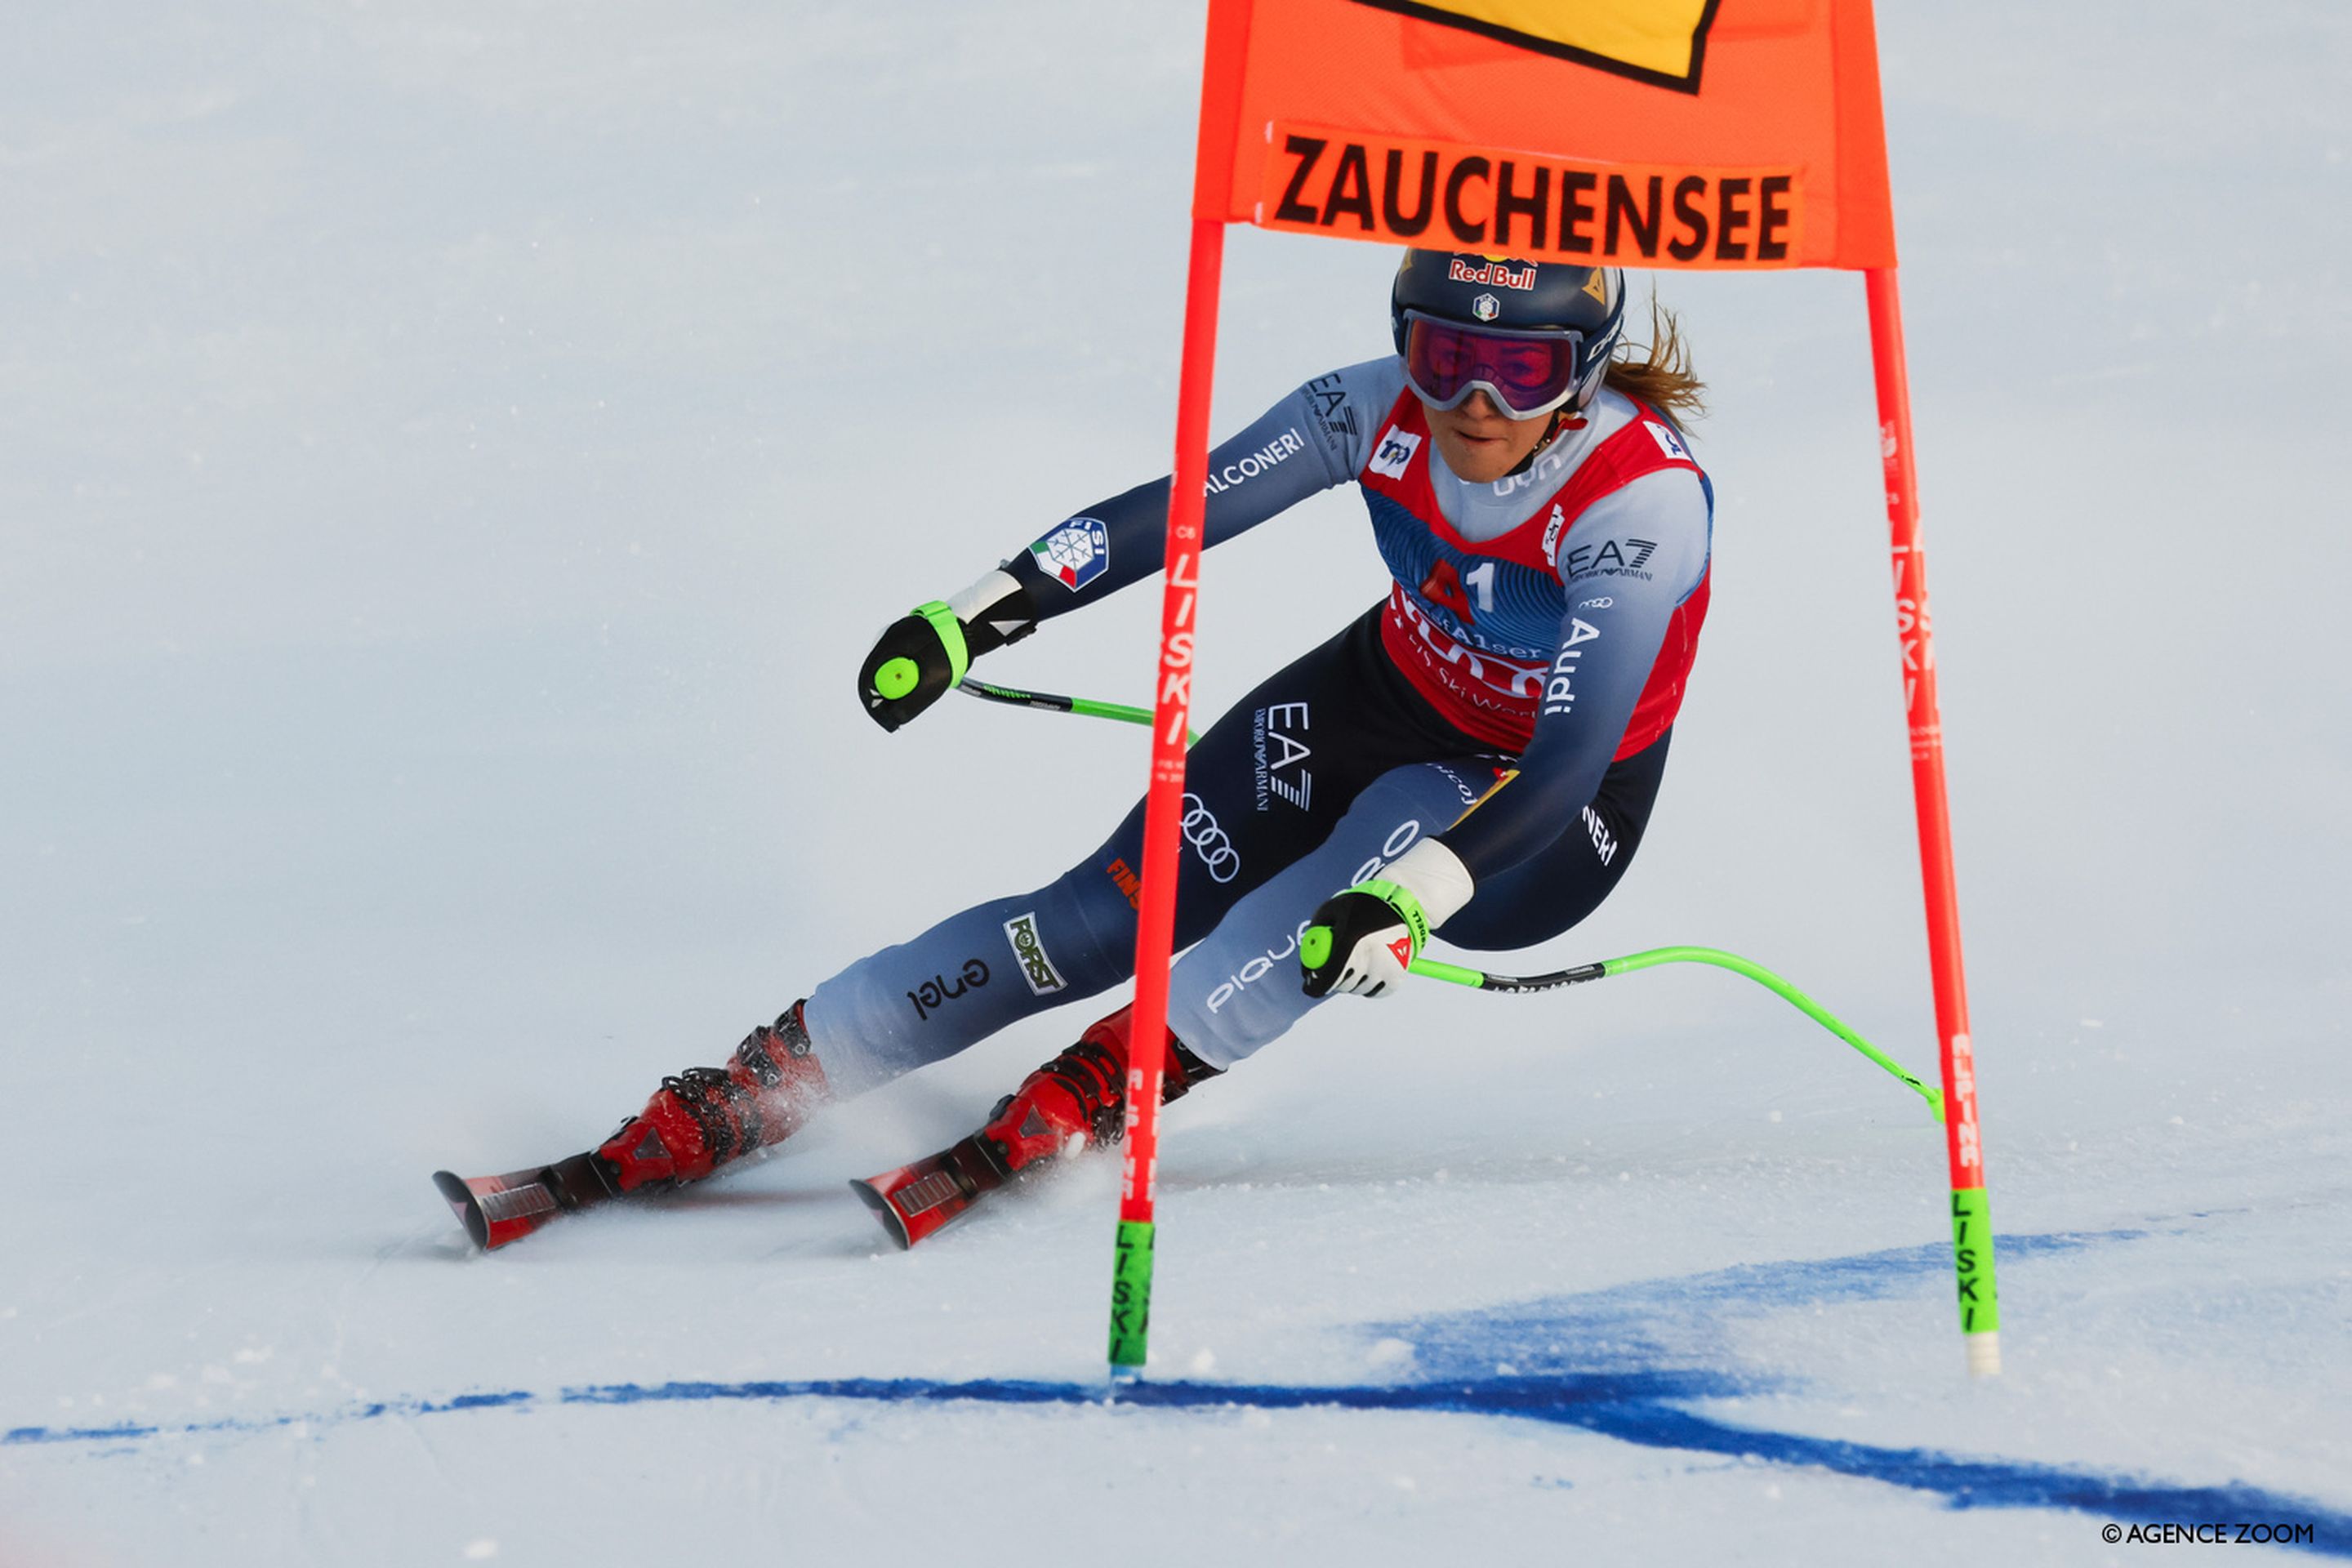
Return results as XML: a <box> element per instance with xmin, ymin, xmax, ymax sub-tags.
<box><xmin>594</xmin><ymin>1000</ymin><xmax>834</xmax><ymax>1192</ymax></box>
<box><xmin>434</xmin><ymin>1003</ymin><xmax>832</xmax><ymax>1250</ymax></box>
<box><xmin>851</xmin><ymin>1003</ymin><xmax>1218</xmax><ymax>1249</ymax></box>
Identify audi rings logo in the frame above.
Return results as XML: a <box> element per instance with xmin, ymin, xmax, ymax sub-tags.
<box><xmin>1181</xmin><ymin>794</ymin><xmax>1241</xmax><ymax>884</ymax></box>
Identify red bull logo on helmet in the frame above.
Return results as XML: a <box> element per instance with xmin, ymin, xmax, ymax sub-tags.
<box><xmin>1448</xmin><ymin>257</ymin><xmax>1538</xmax><ymax>291</ymax></box>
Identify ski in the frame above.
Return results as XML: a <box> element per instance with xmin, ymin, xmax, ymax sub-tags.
<box><xmin>849</xmin><ymin>1134</ymin><xmax>1009</xmax><ymax>1250</ymax></box>
<box><xmin>432</xmin><ymin>1153</ymin><xmax>618</xmax><ymax>1250</ymax></box>
<box><xmin>442</xmin><ymin>1127</ymin><xmax>1020</xmax><ymax>1252</ymax></box>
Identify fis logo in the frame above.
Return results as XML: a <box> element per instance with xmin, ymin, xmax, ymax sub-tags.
<box><xmin>1542</xmin><ymin>617</ymin><xmax>1602</xmax><ymax>715</ymax></box>
<box><xmin>1370</xmin><ymin>425</ymin><xmax>1423</xmax><ymax>479</ymax></box>
<box><xmin>1031</xmin><ymin>516</ymin><xmax>1111</xmax><ymax>591</ymax></box>
<box><xmin>1644</xmin><ymin>420</ymin><xmax>1691</xmax><ymax>462</ymax></box>
<box><xmin>1002</xmin><ymin>912</ymin><xmax>1066</xmax><ymax>996</ymax></box>
<box><xmin>1348</xmin><ymin>0</ymin><xmax>1719</xmax><ymax>94</ymax></box>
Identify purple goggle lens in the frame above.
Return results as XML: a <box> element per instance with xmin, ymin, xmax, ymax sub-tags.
<box><xmin>1400</xmin><ymin>311</ymin><xmax>1584</xmax><ymax>421</ymax></box>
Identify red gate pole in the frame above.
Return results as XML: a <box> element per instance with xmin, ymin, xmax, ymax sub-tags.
<box><xmin>1105</xmin><ymin>215</ymin><xmax>1226</xmax><ymax>1379</ymax></box>
<box><xmin>1107</xmin><ymin>0</ymin><xmax>1252</xmax><ymax>1382</ymax></box>
<box><xmin>1865</xmin><ymin>266</ymin><xmax>2002</xmax><ymax>1376</ymax></box>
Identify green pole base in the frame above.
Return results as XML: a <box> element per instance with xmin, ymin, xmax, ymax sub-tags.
<box><xmin>1107</xmin><ymin>1218</ymin><xmax>1156</xmax><ymax>1371</ymax></box>
<box><xmin>1950</xmin><ymin>1186</ymin><xmax>2001</xmax><ymax>1371</ymax></box>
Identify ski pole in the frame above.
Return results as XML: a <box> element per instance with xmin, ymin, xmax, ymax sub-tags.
<box><xmin>1408</xmin><ymin>946</ymin><xmax>1944</xmax><ymax>1125</ymax></box>
<box><xmin>964</xmin><ymin>684</ymin><xmax>1932</xmax><ymax>1118</ymax></box>
<box><xmin>960</xmin><ymin>678</ymin><xmax>1201</xmax><ymax>747</ymax></box>
<box><xmin>964</xmin><ymin>683</ymin><xmax>1935</xmax><ymax>1118</ymax></box>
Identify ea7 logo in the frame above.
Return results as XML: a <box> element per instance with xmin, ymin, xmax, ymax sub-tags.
<box><xmin>1349</xmin><ymin>0</ymin><xmax>1719</xmax><ymax>94</ymax></box>
<box><xmin>1253</xmin><ymin>701</ymin><xmax>1315</xmax><ymax>812</ymax></box>
<box><xmin>1559</xmin><ymin>537</ymin><xmax>1659</xmax><ymax>578</ymax></box>
<box><xmin>1370</xmin><ymin>425</ymin><xmax>1423</xmax><ymax>479</ymax></box>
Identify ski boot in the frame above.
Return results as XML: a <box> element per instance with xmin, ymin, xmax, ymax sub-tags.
<box><xmin>434</xmin><ymin>1001</ymin><xmax>832</xmax><ymax>1249</ymax></box>
<box><xmin>851</xmin><ymin>1003</ymin><xmax>1218</xmax><ymax>1249</ymax></box>
<box><xmin>592</xmin><ymin>1000</ymin><xmax>832</xmax><ymax>1192</ymax></box>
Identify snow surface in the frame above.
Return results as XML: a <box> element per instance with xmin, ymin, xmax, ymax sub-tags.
<box><xmin>4</xmin><ymin>2</ymin><xmax>2350</xmax><ymax>1563</ymax></box>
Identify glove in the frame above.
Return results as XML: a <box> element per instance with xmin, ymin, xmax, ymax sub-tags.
<box><xmin>1299</xmin><ymin>840</ymin><xmax>1477</xmax><ymax>1000</ymax></box>
<box><xmin>858</xmin><ymin>602</ymin><xmax>968</xmax><ymax>732</ymax></box>
<box><xmin>1300</xmin><ymin>882</ymin><xmax>1425</xmax><ymax>999</ymax></box>
<box><xmin>857</xmin><ymin>572</ymin><xmax>1035</xmax><ymax>733</ymax></box>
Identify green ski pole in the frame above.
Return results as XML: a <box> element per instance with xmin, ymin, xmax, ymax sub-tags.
<box><xmin>969</xmin><ymin>681</ymin><xmax>1952</xmax><ymax>1364</ymax></box>
<box><xmin>962</xmin><ymin>686</ymin><xmax>1937</xmax><ymax>1122</ymax></box>
<box><xmin>1405</xmin><ymin>946</ymin><xmax>1944</xmax><ymax>1124</ymax></box>
<box><xmin>961</xmin><ymin>679</ymin><xmax>1201</xmax><ymax>748</ymax></box>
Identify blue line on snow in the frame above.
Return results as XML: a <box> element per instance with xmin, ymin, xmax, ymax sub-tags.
<box><xmin>7</xmin><ymin>1226</ymin><xmax>2343</xmax><ymax>1553</ymax></box>
<box><xmin>12</xmin><ymin>1372</ymin><xmax>2346</xmax><ymax>1551</ymax></box>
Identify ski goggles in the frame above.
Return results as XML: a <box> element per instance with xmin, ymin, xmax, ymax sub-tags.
<box><xmin>1399</xmin><ymin>310</ymin><xmax>1587</xmax><ymax>421</ymax></box>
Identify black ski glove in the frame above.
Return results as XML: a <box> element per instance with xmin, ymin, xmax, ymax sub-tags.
<box><xmin>857</xmin><ymin>577</ymin><xmax>1036</xmax><ymax>733</ymax></box>
<box><xmin>858</xmin><ymin>603</ymin><xmax>968</xmax><ymax>733</ymax></box>
<box><xmin>1298</xmin><ymin>842</ymin><xmax>1474</xmax><ymax>1000</ymax></box>
<box><xmin>1299</xmin><ymin>880</ymin><xmax>1428</xmax><ymax>1000</ymax></box>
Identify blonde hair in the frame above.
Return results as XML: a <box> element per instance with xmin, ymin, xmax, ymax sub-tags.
<box><xmin>1602</xmin><ymin>293</ymin><xmax>1706</xmax><ymax>427</ymax></box>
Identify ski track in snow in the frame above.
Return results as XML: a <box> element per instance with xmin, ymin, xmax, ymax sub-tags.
<box><xmin>12</xmin><ymin>1227</ymin><xmax>2345</xmax><ymax>1553</ymax></box>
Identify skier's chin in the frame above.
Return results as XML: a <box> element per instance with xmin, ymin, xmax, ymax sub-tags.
<box><xmin>1431</xmin><ymin>425</ymin><xmax>1525</xmax><ymax>484</ymax></box>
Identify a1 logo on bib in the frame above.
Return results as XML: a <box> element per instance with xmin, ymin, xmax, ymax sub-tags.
<box><xmin>1370</xmin><ymin>425</ymin><xmax>1423</xmax><ymax>479</ymax></box>
<box><xmin>1031</xmin><ymin>516</ymin><xmax>1111</xmax><ymax>591</ymax></box>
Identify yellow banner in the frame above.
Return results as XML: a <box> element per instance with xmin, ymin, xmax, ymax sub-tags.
<box><xmin>1351</xmin><ymin>0</ymin><xmax>1718</xmax><ymax>91</ymax></box>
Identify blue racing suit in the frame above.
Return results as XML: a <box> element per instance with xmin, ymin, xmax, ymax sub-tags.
<box><xmin>804</xmin><ymin>356</ymin><xmax>1713</xmax><ymax>1092</ymax></box>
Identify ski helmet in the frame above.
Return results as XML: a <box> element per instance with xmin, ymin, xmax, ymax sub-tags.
<box><xmin>1390</xmin><ymin>250</ymin><xmax>1627</xmax><ymax>419</ymax></box>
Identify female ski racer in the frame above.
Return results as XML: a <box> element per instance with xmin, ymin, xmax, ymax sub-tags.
<box><xmin>435</xmin><ymin>248</ymin><xmax>1714</xmax><ymax>1250</ymax></box>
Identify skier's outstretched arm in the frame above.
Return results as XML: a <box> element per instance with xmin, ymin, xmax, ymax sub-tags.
<box><xmin>856</xmin><ymin>363</ymin><xmax>1392</xmax><ymax>731</ymax></box>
